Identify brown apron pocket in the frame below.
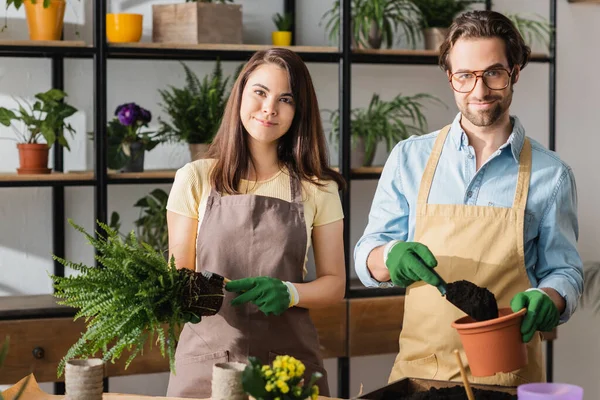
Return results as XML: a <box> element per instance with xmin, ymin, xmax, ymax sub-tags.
<box><xmin>391</xmin><ymin>353</ymin><xmax>439</xmax><ymax>381</ymax></box>
<box><xmin>167</xmin><ymin>350</ymin><xmax>229</xmax><ymax>398</ymax></box>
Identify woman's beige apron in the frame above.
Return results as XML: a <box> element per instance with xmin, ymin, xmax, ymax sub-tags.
<box><xmin>166</xmin><ymin>174</ymin><xmax>329</xmax><ymax>398</ymax></box>
<box><xmin>389</xmin><ymin>125</ymin><xmax>544</xmax><ymax>386</ymax></box>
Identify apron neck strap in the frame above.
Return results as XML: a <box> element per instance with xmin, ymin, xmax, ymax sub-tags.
<box><xmin>417</xmin><ymin>125</ymin><xmax>451</xmax><ymax>206</ymax></box>
<box><xmin>289</xmin><ymin>172</ymin><xmax>303</xmax><ymax>204</ymax></box>
<box><xmin>513</xmin><ymin>138</ymin><xmax>531</xmax><ymax>210</ymax></box>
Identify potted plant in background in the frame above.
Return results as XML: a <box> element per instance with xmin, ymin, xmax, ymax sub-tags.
<box><xmin>4</xmin><ymin>0</ymin><xmax>67</xmax><ymax>40</ymax></box>
<box><xmin>107</xmin><ymin>102</ymin><xmax>167</xmax><ymax>172</ymax></box>
<box><xmin>0</xmin><ymin>88</ymin><xmax>77</xmax><ymax>174</ymax></box>
<box><xmin>411</xmin><ymin>0</ymin><xmax>483</xmax><ymax>50</ymax></box>
<box><xmin>271</xmin><ymin>12</ymin><xmax>293</xmax><ymax>46</ymax></box>
<box><xmin>506</xmin><ymin>13</ymin><xmax>552</xmax><ymax>51</ymax></box>
<box><xmin>326</xmin><ymin>92</ymin><xmax>443</xmax><ymax>168</ymax></box>
<box><xmin>158</xmin><ymin>60</ymin><xmax>240</xmax><ymax>161</ymax></box>
<box><xmin>152</xmin><ymin>0</ymin><xmax>242</xmax><ymax>45</ymax></box>
<box><xmin>321</xmin><ymin>0</ymin><xmax>423</xmax><ymax>50</ymax></box>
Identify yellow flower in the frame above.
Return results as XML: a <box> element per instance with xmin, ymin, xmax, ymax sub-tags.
<box><xmin>265</xmin><ymin>383</ymin><xmax>273</xmax><ymax>392</ymax></box>
<box><xmin>264</xmin><ymin>369</ymin><xmax>273</xmax><ymax>378</ymax></box>
<box><xmin>273</xmin><ymin>359</ymin><xmax>282</xmax><ymax>369</ymax></box>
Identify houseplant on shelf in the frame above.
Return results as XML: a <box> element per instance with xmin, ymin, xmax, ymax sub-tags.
<box><xmin>106</xmin><ymin>102</ymin><xmax>167</xmax><ymax>172</ymax></box>
<box><xmin>321</xmin><ymin>0</ymin><xmax>423</xmax><ymax>50</ymax></box>
<box><xmin>326</xmin><ymin>92</ymin><xmax>443</xmax><ymax>168</ymax></box>
<box><xmin>50</xmin><ymin>219</ymin><xmax>228</xmax><ymax>376</ymax></box>
<box><xmin>411</xmin><ymin>0</ymin><xmax>483</xmax><ymax>50</ymax></box>
<box><xmin>506</xmin><ymin>13</ymin><xmax>552</xmax><ymax>51</ymax></box>
<box><xmin>152</xmin><ymin>0</ymin><xmax>242</xmax><ymax>45</ymax></box>
<box><xmin>271</xmin><ymin>12</ymin><xmax>293</xmax><ymax>46</ymax></box>
<box><xmin>158</xmin><ymin>60</ymin><xmax>240</xmax><ymax>161</ymax></box>
<box><xmin>4</xmin><ymin>0</ymin><xmax>68</xmax><ymax>40</ymax></box>
<box><xmin>0</xmin><ymin>88</ymin><xmax>77</xmax><ymax>174</ymax></box>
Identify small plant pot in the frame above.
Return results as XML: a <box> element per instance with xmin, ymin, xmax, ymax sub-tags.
<box><xmin>120</xmin><ymin>141</ymin><xmax>145</xmax><ymax>173</ymax></box>
<box><xmin>517</xmin><ymin>382</ymin><xmax>584</xmax><ymax>400</ymax></box>
<box><xmin>24</xmin><ymin>0</ymin><xmax>66</xmax><ymax>41</ymax></box>
<box><xmin>106</xmin><ymin>13</ymin><xmax>143</xmax><ymax>43</ymax></box>
<box><xmin>189</xmin><ymin>143</ymin><xmax>210</xmax><ymax>161</ymax></box>
<box><xmin>65</xmin><ymin>358</ymin><xmax>105</xmax><ymax>400</ymax></box>
<box><xmin>212</xmin><ymin>362</ymin><xmax>247</xmax><ymax>400</ymax></box>
<box><xmin>17</xmin><ymin>143</ymin><xmax>51</xmax><ymax>174</ymax></box>
<box><xmin>351</xmin><ymin>136</ymin><xmax>375</xmax><ymax>168</ymax></box>
<box><xmin>272</xmin><ymin>31</ymin><xmax>292</xmax><ymax>46</ymax></box>
<box><xmin>423</xmin><ymin>27</ymin><xmax>448</xmax><ymax>51</ymax></box>
<box><xmin>451</xmin><ymin>307</ymin><xmax>527</xmax><ymax>377</ymax></box>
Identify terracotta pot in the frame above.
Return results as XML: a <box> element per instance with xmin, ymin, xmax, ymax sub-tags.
<box><xmin>24</xmin><ymin>0</ymin><xmax>66</xmax><ymax>41</ymax></box>
<box><xmin>272</xmin><ymin>31</ymin><xmax>292</xmax><ymax>46</ymax></box>
<box><xmin>423</xmin><ymin>27</ymin><xmax>448</xmax><ymax>51</ymax></box>
<box><xmin>451</xmin><ymin>307</ymin><xmax>527</xmax><ymax>377</ymax></box>
<box><xmin>17</xmin><ymin>143</ymin><xmax>51</xmax><ymax>174</ymax></box>
<box><xmin>189</xmin><ymin>143</ymin><xmax>210</xmax><ymax>161</ymax></box>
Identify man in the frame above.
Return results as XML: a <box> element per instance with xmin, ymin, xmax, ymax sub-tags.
<box><xmin>354</xmin><ymin>10</ymin><xmax>583</xmax><ymax>386</ymax></box>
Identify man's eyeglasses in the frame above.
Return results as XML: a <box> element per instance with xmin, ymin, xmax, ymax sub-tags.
<box><xmin>449</xmin><ymin>68</ymin><xmax>513</xmax><ymax>93</ymax></box>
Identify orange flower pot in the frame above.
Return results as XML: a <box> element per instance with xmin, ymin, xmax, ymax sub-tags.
<box><xmin>451</xmin><ymin>307</ymin><xmax>527</xmax><ymax>377</ymax></box>
<box><xmin>106</xmin><ymin>13</ymin><xmax>143</xmax><ymax>43</ymax></box>
<box><xmin>24</xmin><ymin>0</ymin><xmax>66</xmax><ymax>41</ymax></box>
<box><xmin>17</xmin><ymin>143</ymin><xmax>51</xmax><ymax>174</ymax></box>
<box><xmin>272</xmin><ymin>31</ymin><xmax>292</xmax><ymax>46</ymax></box>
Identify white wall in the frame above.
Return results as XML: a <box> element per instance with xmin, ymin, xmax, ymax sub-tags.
<box><xmin>1</xmin><ymin>0</ymin><xmax>599</xmax><ymax>398</ymax></box>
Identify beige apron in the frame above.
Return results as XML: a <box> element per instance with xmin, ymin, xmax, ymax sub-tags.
<box><xmin>166</xmin><ymin>174</ymin><xmax>329</xmax><ymax>398</ymax></box>
<box><xmin>389</xmin><ymin>125</ymin><xmax>544</xmax><ymax>386</ymax></box>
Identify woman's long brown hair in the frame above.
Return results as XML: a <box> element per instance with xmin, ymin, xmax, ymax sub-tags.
<box><xmin>206</xmin><ymin>48</ymin><xmax>346</xmax><ymax>194</ymax></box>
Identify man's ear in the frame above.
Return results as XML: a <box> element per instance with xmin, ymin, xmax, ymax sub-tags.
<box><xmin>512</xmin><ymin>65</ymin><xmax>521</xmax><ymax>85</ymax></box>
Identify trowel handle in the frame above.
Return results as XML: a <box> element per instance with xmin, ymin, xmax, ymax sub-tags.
<box><xmin>429</xmin><ymin>267</ymin><xmax>448</xmax><ymax>296</ymax></box>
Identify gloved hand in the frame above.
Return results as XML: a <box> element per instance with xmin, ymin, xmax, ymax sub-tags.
<box><xmin>511</xmin><ymin>289</ymin><xmax>560</xmax><ymax>343</ymax></box>
<box><xmin>385</xmin><ymin>241</ymin><xmax>440</xmax><ymax>287</ymax></box>
<box><xmin>225</xmin><ymin>277</ymin><xmax>290</xmax><ymax>316</ymax></box>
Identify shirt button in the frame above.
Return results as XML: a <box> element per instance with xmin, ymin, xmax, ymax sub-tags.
<box><xmin>467</xmin><ymin>191</ymin><xmax>473</xmax><ymax>197</ymax></box>
<box><xmin>467</xmin><ymin>153</ymin><xmax>474</xmax><ymax>159</ymax></box>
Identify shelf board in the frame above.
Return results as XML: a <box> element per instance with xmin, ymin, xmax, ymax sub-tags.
<box><xmin>107</xmin><ymin>42</ymin><xmax>340</xmax><ymax>62</ymax></box>
<box><xmin>352</xmin><ymin>48</ymin><xmax>551</xmax><ymax>64</ymax></box>
<box><xmin>332</xmin><ymin>166</ymin><xmax>383</xmax><ymax>180</ymax></box>
<box><xmin>0</xmin><ymin>171</ymin><xmax>95</xmax><ymax>187</ymax></box>
<box><xmin>0</xmin><ymin>40</ymin><xmax>95</xmax><ymax>58</ymax></box>
<box><xmin>107</xmin><ymin>169</ymin><xmax>177</xmax><ymax>184</ymax></box>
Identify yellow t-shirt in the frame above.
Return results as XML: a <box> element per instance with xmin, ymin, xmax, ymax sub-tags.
<box><xmin>166</xmin><ymin>159</ymin><xmax>344</xmax><ymax>272</ymax></box>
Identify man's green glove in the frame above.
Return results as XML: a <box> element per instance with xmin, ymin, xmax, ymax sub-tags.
<box><xmin>225</xmin><ymin>277</ymin><xmax>290</xmax><ymax>316</ymax></box>
<box><xmin>384</xmin><ymin>241</ymin><xmax>440</xmax><ymax>287</ymax></box>
<box><xmin>510</xmin><ymin>289</ymin><xmax>560</xmax><ymax>343</ymax></box>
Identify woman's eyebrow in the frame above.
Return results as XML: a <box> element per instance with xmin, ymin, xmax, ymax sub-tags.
<box><xmin>252</xmin><ymin>83</ymin><xmax>293</xmax><ymax>97</ymax></box>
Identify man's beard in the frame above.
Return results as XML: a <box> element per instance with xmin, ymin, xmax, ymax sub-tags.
<box><xmin>460</xmin><ymin>90</ymin><xmax>512</xmax><ymax>127</ymax></box>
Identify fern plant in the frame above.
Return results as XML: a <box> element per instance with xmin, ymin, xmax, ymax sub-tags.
<box><xmin>50</xmin><ymin>219</ymin><xmax>226</xmax><ymax>377</ymax></box>
<box><xmin>411</xmin><ymin>0</ymin><xmax>483</xmax><ymax>29</ymax></box>
<box><xmin>158</xmin><ymin>60</ymin><xmax>241</xmax><ymax>145</ymax></box>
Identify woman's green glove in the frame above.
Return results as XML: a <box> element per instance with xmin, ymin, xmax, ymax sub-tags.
<box><xmin>511</xmin><ymin>289</ymin><xmax>560</xmax><ymax>343</ymax></box>
<box><xmin>385</xmin><ymin>241</ymin><xmax>440</xmax><ymax>287</ymax></box>
<box><xmin>225</xmin><ymin>277</ymin><xmax>290</xmax><ymax>316</ymax></box>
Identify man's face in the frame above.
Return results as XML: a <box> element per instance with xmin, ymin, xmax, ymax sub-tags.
<box><xmin>447</xmin><ymin>37</ymin><xmax>519</xmax><ymax>128</ymax></box>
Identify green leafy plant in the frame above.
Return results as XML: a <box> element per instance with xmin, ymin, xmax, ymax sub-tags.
<box><xmin>412</xmin><ymin>0</ymin><xmax>483</xmax><ymax>29</ymax></box>
<box><xmin>158</xmin><ymin>60</ymin><xmax>241</xmax><ymax>145</ymax></box>
<box><xmin>327</xmin><ymin>93</ymin><xmax>443</xmax><ymax>166</ymax></box>
<box><xmin>272</xmin><ymin>12</ymin><xmax>293</xmax><ymax>32</ymax></box>
<box><xmin>242</xmin><ymin>355</ymin><xmax>321</xmax><ymax>400</ymax></box>
<box><xmin>506</xmin><ymin>13</ymin><xmax>552</xmax><ymax>50</ymax></box>
<box><xmin>321</xmin><ymin>0</ymin><xmax>423</xmax><ymax>49</ymax></box>
<box><xmin>0</xmin><ymin>337</ymin><xmax>29</xmax><ymax>400</ymax></box>
<box><xmin>0</xmin><ymin>89</ymin><xmax>77</xmax><ymax>149</ymax></box>
<box><xmin>50</xmin><ymin>219</ymin><xmax>227</xmax><ymax>377</ymax></box>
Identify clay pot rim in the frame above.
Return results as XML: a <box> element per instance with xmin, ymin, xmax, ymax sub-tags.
<box><xmin>16</xmin><ymin>143</ymin><xmax>50</xmax><ymax>148</ymax></box>
<box><xmin>451</xmin><ymin>307</ymin><xmax>526</xmax><ymax>330</ymax></box>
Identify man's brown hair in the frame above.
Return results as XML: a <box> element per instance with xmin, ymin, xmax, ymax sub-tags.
<box><xmin>439</xmin><ymin>10</ymin><xmax>531</xmax><ymax>73</ymax></box>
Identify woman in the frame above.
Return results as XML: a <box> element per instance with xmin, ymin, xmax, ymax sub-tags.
<box><xmin>165</xmin><ymin>48</ymin><xmax>346</xmax><ymax>398</ymax></box>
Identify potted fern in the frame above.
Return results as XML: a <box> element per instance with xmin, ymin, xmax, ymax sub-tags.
<box><xmin>50</xmin><ymin>219</ymin><xmax>228</xmax><ymax>376</ymax></box>
<box><xmin>0</xmin><ymin>88</ymin><xmax>77</xmax><ymax>174</ymax></box>
<box><xmin>327</xmin><ymin>92</ymin><xmax>443</xmax><ymax>167</ymax></box>
<box><xmin>157</xmin><ymin>60</ymin><xmax>240</xmax><ymax>161</ymax></box>
<box><xmin>321</xmin><ymin>0</ymin><xmax>423</xmax><ymax>49</ymax></box>
<box><xmin>272</xmin><ymin>12</ymin><xmax>293</xmax><ymax>46</ymax></box>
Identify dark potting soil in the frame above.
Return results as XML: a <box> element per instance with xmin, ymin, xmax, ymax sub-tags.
<box><xmin>383</xmin><ymin>385</ymin><xmax>516</xmax><ymax>400</ymax></box>
<box><xmin>445</xmin><ymin>280</ymin><xmax>498</xmax><ymax>322</ymax></box>
<box><xmin>180</xmin><ymin>269</ymin><xmax>225</xmax><ymax>317</ymax></box>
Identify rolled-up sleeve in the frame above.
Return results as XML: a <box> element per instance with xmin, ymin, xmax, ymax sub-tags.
<box><xmin>535</xmin><ymin>167</ymin><xmax>584</xmax><ymax>323</ymax></box>
<box><xmin>354</xmin><ymin>144</ymin><xmax>411</xmax><ymax>287</ymax></box>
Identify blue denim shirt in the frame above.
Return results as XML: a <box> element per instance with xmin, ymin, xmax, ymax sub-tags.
<box><xmin>354</xmin><ymin>113</ymin><xmax>584</xmax><ymax>323</ymax></box>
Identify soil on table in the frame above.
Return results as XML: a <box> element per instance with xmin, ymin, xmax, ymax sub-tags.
<box><xmin>445</xmin><ymin>280</ymin><xmax>499</xmax><ymax>322</ymax></box>
<box><xmin>383</xmin><ymin>385</ymin><xmax>516</xmax><ymax>399</ymax></box>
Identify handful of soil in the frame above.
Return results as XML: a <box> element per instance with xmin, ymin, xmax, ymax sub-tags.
<box><xmin>180</xmin><ymin>268</ymin><xmax>226</xmax><ymax>317</ymax></box>
<box><xmin>385</xmin><ymin>385</ymin><xmax>516</xmax><ymax>400</ymax></box>
<box><xmin>445</xmin><ymin>280</ymin><xmax>498</xmax><ymax>322</ymax></box>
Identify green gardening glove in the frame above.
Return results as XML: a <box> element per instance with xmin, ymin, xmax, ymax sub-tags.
<box><xmin>225</xmin><ymin>277</ymin><xmax>290</xmax><ymax>316</ymax></box>
<box><xmin>511</xmin><ymin>290</ymin><xmax>560</xmax><ymax>343</ymax></box>
<box><xmin>385</xmin><ymin>242</ymin><xmax>440</xmax><ymax>288</ymax></box>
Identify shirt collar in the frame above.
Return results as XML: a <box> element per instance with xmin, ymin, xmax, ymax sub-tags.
<box><xmin>449</xmin><ymin>112</ymin><xmax>525</xmax><ymax>163</ymax></box>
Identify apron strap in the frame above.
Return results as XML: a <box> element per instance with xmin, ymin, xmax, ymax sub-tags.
<box><xmin>289</xmin><ymin>172</ymin><xmax>303</xmax><ymax>204</ymax></box>
<box><xmin>417</xmin><ymin>125</ymin><xmax>452</xmax><ymax>206</ymax></box>
<box><xmin>513</xmin><ymin>138</ymin><xmax>532</xmax><ymax>210</ymax></box>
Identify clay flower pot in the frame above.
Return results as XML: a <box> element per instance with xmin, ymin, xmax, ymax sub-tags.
<box><xmin>211</xmin><ymin>362</ymin><xmax>247</xmax><ymax>400</ymax></box>
<box><xmin>65</xmin><ymin>358</ymin><xmax>105</xmax><ymax>400</ymax></box>
<box><xmin>17</xmin><ymin>143</ymin><xmax>51</xmax><ymax>174</ymax></box>
<box><xmin>23</xmin><ymin>0</ymin><xmax>66</xmax><ymax>41</ymax></box>
<box><xmin>451</xmin><ymin>307</ymin><xmax>527</xmax><ymax>377</ymax></box>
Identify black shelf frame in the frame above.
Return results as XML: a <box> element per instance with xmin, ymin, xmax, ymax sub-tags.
<box><xmin>0</xmin><ymin>0</ymin><xmax>557</xmax><ymax>396</ymax></box>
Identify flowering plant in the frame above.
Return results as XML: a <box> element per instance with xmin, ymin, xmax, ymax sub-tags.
<box><xmin>242</xmin><ymin>355</ymin><xmax>321</xmax><ymax>400</ymax></box>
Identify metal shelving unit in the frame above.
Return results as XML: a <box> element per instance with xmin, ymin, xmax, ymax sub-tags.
<box><xmin>0</xmin><ymin>0</ymin><xmax>557</xmax><ymax>396</ymax></box>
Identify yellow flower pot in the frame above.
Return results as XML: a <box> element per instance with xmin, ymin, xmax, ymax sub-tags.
<box><xmin>271</xmin><ymin>31</ymin><xmax>292</xmax><ymax>46</ymax></box>
<box><xmin>106</xmin><ymin>13</ymin><xmax>143</xmax><ymax>43</ymax></box>
<box><xmin>24</xmin><ymin>0</ymin><xmax>66</xmax><ymax>41</ymax></box>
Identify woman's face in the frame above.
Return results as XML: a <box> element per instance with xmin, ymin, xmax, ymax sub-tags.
<box><xmin>240</xmin><ymin>63</ymin><xmax>295</xmax><ymax>147</ymax></box>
